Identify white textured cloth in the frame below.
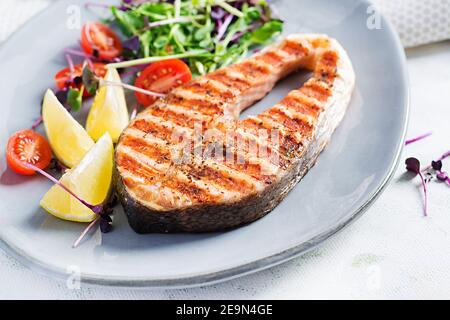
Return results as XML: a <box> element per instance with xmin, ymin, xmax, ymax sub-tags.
<box><xmin>1</xmin><ymin>0</ymin><xmax>450</xmax><ymax>299</ymax></box>
<box><xmin>373</xmin><ymin>0</ymin><xmax>450</xmax><ymax>47</ymax></box>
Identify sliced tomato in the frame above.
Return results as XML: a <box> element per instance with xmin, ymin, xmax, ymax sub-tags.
<box><xmin>134</xmin><ymin>59</ymin><xmax>192</xmax><ymax>106</ymax></box>
<box><xmin>54</xmin><ymin>63</ymin><xmax>106</xmax><ymax>97</ymax></box>
<box><xmin>81</xmin><ymin>22</ymin><xmax>122</xmax><ymax>60</ymax></box>
<box><xmin>6</xmin><ymin>130</ymin><xmax>53</xmax><ymax>176</ymax></box>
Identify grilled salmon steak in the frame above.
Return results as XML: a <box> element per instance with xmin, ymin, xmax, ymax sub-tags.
<box><xmin>115</xmin><ymin>34</ymin><xmax>355</xmax><ymax>233</ymax></box>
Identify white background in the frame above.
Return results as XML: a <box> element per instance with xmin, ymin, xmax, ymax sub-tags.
<box><xmin>1</xmin><ymin>0</ymin><xmax>450</xmax><ymax>299</ymax></box>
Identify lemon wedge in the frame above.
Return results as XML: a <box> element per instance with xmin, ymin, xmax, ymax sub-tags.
<box><xmin>42</xmin><ymin>89</ymin><xmax>95</xmax><ymax>168</ymax></box>
<box><xmin>40</xmin><ymin>133</ymin><xmax>114</xmax><ymax>223</ymax></box>
<box><xmin>86</xmin><ymin>68</ymin><xmax>129</xmax><ymax>143</ymax></box>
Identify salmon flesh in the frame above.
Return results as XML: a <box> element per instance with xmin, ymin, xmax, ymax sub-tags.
<box><xmin>115</xmin><ymin>34</ymin><xmax>356</xmax><ymax>233</ymax></box>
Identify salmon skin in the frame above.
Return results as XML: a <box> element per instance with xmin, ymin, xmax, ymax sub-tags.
<box><xmin>115</xmin><ymin>34</ymin><xmax>355</xmax><ymax>233</ymax></box>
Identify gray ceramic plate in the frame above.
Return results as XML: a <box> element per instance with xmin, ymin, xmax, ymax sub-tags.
<box><xmin>0</xmin><ymin>0</ymin><xmax>408</xmax><ymax>288</ymax></box>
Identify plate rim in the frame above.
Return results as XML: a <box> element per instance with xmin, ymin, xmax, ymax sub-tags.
<box><xmin>0</xmin><ymin>0</ymin><xmax>409</xmax><ymax>288</ymax></box>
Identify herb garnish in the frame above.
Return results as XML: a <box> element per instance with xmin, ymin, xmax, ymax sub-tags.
<box><xmin>405</xmin><ymin>157</ymin><xmax>429</xmax><ymax>216</ymax></box>
<box><xmin>108</xmin><ymin>0</ymin><xmax>283</xmax><ymax>75</ymax></box>
<box><xmin>24</xmin><ymin>163</ymin><xmax>114</xmax><ymax>247</ymax></box>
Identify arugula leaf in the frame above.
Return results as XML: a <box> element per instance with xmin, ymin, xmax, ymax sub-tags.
<box><xmin>112</xmin><ymin>7</ymin><xmax>145</xmax><ymax>37</ymax></box>
<box><xmin>109</xmin><ymin>0</ymin><xmax>284</xmax><ymax>75</ymax></box>
<box><xmin>250</xmin><ymin>20</ymin><xmax>283</xmax><ymax>44</ymax></box>
<box><xmin>67</xmin><ymin>87</ymin><xmax>83</xmax><ymax>112</ymax></box>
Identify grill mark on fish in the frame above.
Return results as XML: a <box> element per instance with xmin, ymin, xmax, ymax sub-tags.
<box><xmin>117</xmin><ymin>153</ymin><xmax>159</xmax><ymax>184</ymax></box>
<box><xmin>120</xmin><ymin>135</ymin><xmax>172</xmax><ymax>165</ymax></box>
<box><xmin>207</xmin><ymin>71</ymin><xmax>251</xmax><ymax>92</ymax></box>
<box><xmin>130</xmin><ymin>118</ymin><xmax>185</xmax><ymax>143</ymax></box>
<box><xmin>116</xmin><ymin>34</ymin><xmax>355</xmax><ymax>233</ymax></box>
<box><xmin>252</xmin><ymin>115</ymin><xmax>303</xmax><ymax>145</ymax></box>
<box><xmin>166</xmin><ymin>94</ymin><xmax>224</xmax><ymax>116</ymax></box>
<box><xmin>180</xmin><ymin>162</ymin><xmax>257</xmax><ymax>195</ymax></box>
<box><xmin>280</xmin><ymin>39</ymin><xmax>309</xmax><ymax>56</ymax></box>
<box><xmin>241</xmin><ymin>117</ymin><xmax>303</xmax><ymax>159</ymax></box>
<box><xmin>122</xmin><ymin>175</ymin><xmax>191</xmax><ymax>210</ymax></box>
<box><xmin>259</xmin><ymin>110</ymin><xmax>313</xmax><ymax>137</ymax></box>
<box><xmin>233</xmin><ymin>60</ymin><xmax>271</xmax><ymax>80</ymax></box>
<box><xmin>148</xmin><ymin>106</ymin><xmax>200</xmax><ymax>129</ymax></box>
<box><xmin>225</xmin><ymin>128</ymin><xmax>290</xmax><ymax>169</ymax></box>
<box><xmin>164</xmin><ymin>176</ymin><xmax>222</xmax><ymax>204</ymax></box>
<box><xmin>183</xmin><ymin>80</ymin><xmax>235</xmax><ymax>101</ymax></box>
<box><xmin>121</xmin><ymin>135</ymin><xmax>259</xmax><ymax>199</ymax></box>
<box><xmin>256</xmin><ymin>50</ymin><xmax>285</xmax><ymax>67</ymax></box>
<box><xmin>281</xmin><ymin>92</ymin><xmax>323</xmax><ymax>117</ymax></box>
<box><xmin>121</xmin><ymin>149</ymin><xmax>225</xmax><ymax>204</ymax></box>
<box><xmin>300</xmin><ymin>81</ymin><xmax>331</xmax><ymax>102</ymax></box>
<box><xmin>213</xmin><ymin>148</ymin><xmax>277</xmax><ymax>185</ymax></box>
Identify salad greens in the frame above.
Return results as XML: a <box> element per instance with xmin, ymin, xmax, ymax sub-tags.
<box><xmin>109</xmin><ymin>0</ymin><xmax>283</xmax><ymax>75</ymax></box>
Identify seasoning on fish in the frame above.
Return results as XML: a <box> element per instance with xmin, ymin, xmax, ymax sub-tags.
<box><xmin>115</xmin><ymin>34</ymin><xmax>356</xmax><ymax>233</ymax></box>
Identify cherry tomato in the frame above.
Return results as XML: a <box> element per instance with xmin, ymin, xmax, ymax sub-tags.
<box><xmin>134</xmin><ymin>59</ymin><xmax>192</xmax><ymax>106</ymax></box>
<box><xmin>80</xmin><ymin>22</ymin><xmax>122</xmax><ymax>60</ymax></box>
<box><xmin>54</xmin><ymin>63</ymin><xmax>106</xmax><ymax>97</ymax></box>
<box><xmin>6</xmin><ymin>130</ymin><xmax>53</xmax><ymax>176</ymax></box>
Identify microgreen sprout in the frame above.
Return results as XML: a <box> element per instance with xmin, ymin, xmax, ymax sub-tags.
<box><xmin>31</xmin><ymin>116</ymin><xmax>43</xmax><ymax>130</ymax></box>
<box><xmin>405</xmin><ymin>147</ymin><xmax>450</xmax><ymax>216</ymax></box>
<box><xmin>25</xmin><ymin>163</ymin><xmax>103</xmax><ymax>214</ymax></box>
<box><xmin>81</xmin><ymin>63</ymin><xmax>166</xmax><ymax>98</ymax></box>
<box><xmin>405</xmin><ymin>157</ymin><xmax>428</xmax><ymax>216</ymax></box>
<box><xmin>106</xmin><ymin>50</ymin><xmax>209</xmax><ymax>69</ymax></box>
<box><xmin>405</xmin><ymin>132</ymin><xmax>433</xmax><ymax>146</ymax></box>
<box><xmin>99</xmin><ymin>78</ymin><xmax>167</xmax><ymax>98</ymax></box>
<box><xmin>108</xmin><ymin>0</ymin><xmax>283</xmax><ymax>74</ymax></box>
<box><xmin>23</xmin><ymin>162</ymin><xmax>115</xmax><ymax>247</ymax></box>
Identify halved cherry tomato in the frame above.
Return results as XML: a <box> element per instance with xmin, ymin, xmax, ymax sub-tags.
<box><xmin>81</xmin><ymin>22</ymin><xmax>122</xmax><ymax>60</ymax></box>
<box><xmin>54</xmin><ymin>63</ymin><xmax>106</xmax><ymax>97</ymax></box>
<box><xmin>134</xmin><ymin>59</ymin><xmax>193</xmax><ymax>106</ymax></box>
<box><xmin>6</xmin><ymin>130</ymin><xmax>53</xmax><ymax>176</ymax></box>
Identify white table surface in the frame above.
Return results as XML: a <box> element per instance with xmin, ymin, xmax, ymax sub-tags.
<box><xmin>1</xmin><ymin>0</ymin><xmax>450</xmax><ymax>300</ymax></box>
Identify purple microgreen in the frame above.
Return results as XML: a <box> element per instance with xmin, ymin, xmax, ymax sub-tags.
<box><xmin>437</xmin><ymin>171</ymin><xmax>449</xmax><ymax>182</ymax></box>
<box><xmin>405</xmin><ymin>157</ymin><xmax>428</xmax><ymax>216</ymax></box>
<box><xmin>82</xmin><ymin>64</ymin><xmax>99</xmax><ymax>95</ymax></box>
<box><xmin>64</xmin><ymin>48</ymin><xmax>97</xmax><ymax>65</ymax></box>
<box><xmin>437</xmin><ymin>150</ymin><xmax>450</xmax><ymax>162</ymax></box>
<box><xmin>405</xmin><ymin>157</ymin><xmax>421</xmax><ymax>174</ymax></box>
<box><xmin>22</xmin><ymin>162</ymin><xmax>112</xmax><ymax>248</ymax></box>
<box><xmin>211</xmin><ymin>7</ymin><xmax>226</xmax><ymax>20</ymax></box>
<box><xmin>24</xmin><ymin>163</ymin><xmax>103</xmax><ymax>214</ymax></box>
<box><xmin>65</xmin><ymin>54</ymin><xmax>76</xmax><ymax>81</ymax></box>
<box><xmin>31</xmin><ymin>116</ymin><xmax>43</xmax><ymax>130</ymax></box>
<box><xmin>216</xmin><ymin>14</ymin><xmax>234</xmax><ymax>42</ymax></box>
<box><xmin>67</xmin><ymin>87</ymin><xmax>84</xmax><ymax>112</ymax></box>
<box><xmin>55</xmin><ymin>89</ymin><xmax>69</xmax><ymax>106</ymax></box>
<box><xmin>123</xmin><ymin>36</ymin><xmax>141</xmax><ymax>52</ymax></box>
<box><xmin>72</xmin><ymin>217</ymin><xmax>100</xmax><ymax>248</ymax></box>
<box><xmin>405</xmin><ymin>131</ymin><xmax>432</xmax><ymax>146</ymax></box>
<box><xmin>122</xmin><ymin>36</ymin><xmax>141</xmax><ymax>59</ymax></box>
<box><xmin>99</xmin><ymin>78</ymin><xmax>166</xmax><ymax>98</ymax></box>
<box><xmin>432</xmin><ymin>160</ymin><xmax>443</xmax><ymax>171</ymax></box>
<box><xmin>422</xmin><ymin>150</ymin><xmax>450</xmax><ymax>172</ymax></box>
<box><xmin>72</xmin><ymin>193</ymin><xmax>117</xmax><ymax>248</ymax></box>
